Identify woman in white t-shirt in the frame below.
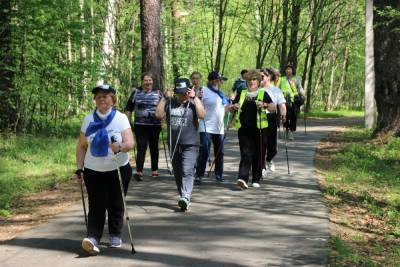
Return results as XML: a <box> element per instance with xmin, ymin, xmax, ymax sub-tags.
<box><xmin>261</xmin><ymin>68</ymin><xmax>287</xmax><ymax>175</ymax></box>
<box><xmin>73</xmin><ymin>84</ymin><xmax>134</xmax><ymax>255</ymax></box>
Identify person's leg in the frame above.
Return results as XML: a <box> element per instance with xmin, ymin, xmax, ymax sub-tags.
<box><xmin>107</xmin><ymin>164</ymin><xmax>132</xmax><ymax>238</ymax></box>
<box><xmin>266</xmin><ymin>116</ymin><xmax>278</xmax><ymax>162</ymax></box>
<box><xmin>238</xmin><ymin>128</ymin><xmax>255</xmax><ymax>184</ymax></box>
<box><xmin>212</xmin><ymin>134</ymin><xmax>224</xmax><ymax>180</ymax></box>
<box><xmin>180</xmin><ymin>145</ymin><xmax>198</xmax><ymax>200</ymax></box>
<box><xmin>83</xmin><ymin>168</ymin><xmax>107</xmax><ymax>241</ymax></box>
<box><xmin>290</xmin><ymin>109</ymin><xmax>297</xmax><ymax>132</ymax></box>
<box><xmin>148</xmin><ymin>125</ymin><xmax>161</xmax><ymax>173</ymax></box>
<box><xmin>252</xmin><ymin>129</ymin><xmax>263</xmax><ymax>184</ymax></box>
<box><xmin>134</xmin><ymin>125</ymin><xmax>148</xmax><ymax>174</ymax></box>
<box><xmin>172</xmin><ymin>147</ymin><xmax>183</xmax><ymax>197</ymax></box>
<box><xmin>195</xmin><ymin>132</ymin><xmax>210</xmax><ymax>177</ymax></box>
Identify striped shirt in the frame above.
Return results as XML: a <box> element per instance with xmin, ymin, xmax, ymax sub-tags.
<box><xmin>125</xmin><ymin>87</ymin><xmax>163</xmax><ymax>126</ymax></box>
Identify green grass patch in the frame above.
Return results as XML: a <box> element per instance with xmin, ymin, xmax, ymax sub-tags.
<box><xmin>321</xmin><ymin>127</ymin><xmax>400</xmax><ymax>265</ymax></box>
<box><xmin>0</xmin><ymin>134</ymin><xmax>76</xmax><ymax>217</ymax></box>
<box><xmin>304</xmin><ymin>109</ymin><xmax>364</xmax><ymax>118</ymax></box>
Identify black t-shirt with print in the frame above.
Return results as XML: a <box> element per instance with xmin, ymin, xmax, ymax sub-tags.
<box><xmin>165</xmin><ymin>98</ymin><xmax>199</xmax><ymax>147</ymax></box>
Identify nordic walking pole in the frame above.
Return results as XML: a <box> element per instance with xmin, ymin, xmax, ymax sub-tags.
<box><xmin>207</xmin><ymin>108</ymin><xmax>235</xmax><ymax>176</ymax></box>
<box><xmin>283</xmin><ymin>125</ymin><xmax>291</xmax><ymax>175</ymax></box>
<box><xmin>304</xmin><ymin>105</ymin><xmax>307</xmax><ymax>136</ymax></box>
<box><xmin>170</xmin><ymin>101</ymin><xmax>190</xmax><ymax>161</ymax></box>
<box><xmin>111</xmin><ymin>136</ymin><xmax>136</xmax><ymax>254</ymax></box>
<box><xmin>160</xmin><ymin>128</ymin><xmax>172</xmax><ymax>174</ymax></box>
<box><xmin>79</xmin><ymin>181</ymin><xmax>88</xmax><ymax>236</ymax></box>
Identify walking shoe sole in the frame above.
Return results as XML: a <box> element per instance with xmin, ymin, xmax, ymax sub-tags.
<box><xmin>178</xmin><ymin>199</ymin><xmax>190</xmax><ymax>211</ymax></box>
<box><xmin>82</xmin><ymin>238</ymin><xmax>100</xmax><ymax>255</ymax></box>
<box><xmin>237</xmin><ymin>179</ymin><xmax>248</xmax><ymax>190</ymax></box>
<box><xmin>109</xmin><ymin>244</ymin><xmax>122</xmax><ymax>248</ymax></box>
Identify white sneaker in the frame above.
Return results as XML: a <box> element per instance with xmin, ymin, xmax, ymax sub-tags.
<box><xmin>252</xmin><ymin>182</ymin><xmax>260</xmax><ymax>188</ymax></box>
<box><xmin>267</xmin><ymin>161</ymin><xmax>275</xmax><ymax>172</ymax></box>
<box><xmin>288</xmin><ymin>131</ymin><xmax>294</xmax><ymax>140</ymax></box>
<box><xmin>237</xmin><ymin>179</ymin><xmax>248</xmax><ymax>190</ymax></box>
<box><xmin>82</xmin><ymin>237</ymin><xmax>100</xmax><ymax>255</ymax></box>
<box><xmin>262</xmin><ymin>169</ymin><xmax>268</xmax><ymax>179</ymax></box>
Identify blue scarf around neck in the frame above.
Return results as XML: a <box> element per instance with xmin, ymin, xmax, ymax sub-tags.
<box><xmin>85</xmin><ymin>108</ymin><xmax>117</xmax><ymax>157</ymax></box>
<box><xmin>207</xmin><ymin>85</ymin><xmax>229</xmax><ymax>105</ymax></box>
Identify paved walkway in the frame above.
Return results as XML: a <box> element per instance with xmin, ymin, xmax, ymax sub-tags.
<box><xmin>0</xmin><ymin>118</ymin><xmax>358</xmax><ymax>267</ymax></box>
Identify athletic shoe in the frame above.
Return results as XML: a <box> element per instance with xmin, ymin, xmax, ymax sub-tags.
<box><xmin>288</xmin><ymin>131</ymin><xmax>294</xmax><ymax>140</ymax></box>
<box><xmin>252</xmin><ymin>182</ymin><xmax>260</xmax><ymax>188</ymax></box>
<box><xmin>215</xmin><ymin>175</ymin><xmax>224</xmax><ymax>182</ymax></box>
<box><xmin>109</xmin><ymin>236</ymin><xmax>122</xmax><ymax>248</ymax></box>
<box><xmin>237</xmin><ymin>179</ymin><xmax>248</xmax><ymax>190</ymax></box>
<box><xmin>82</xmin><ymin>237</ymin><xmax>100</xmax><ymax>255</ymax></box>
<box><xmin>178</xmin><ymin>197</ymin><xmax>190</xmax><ymax>212</ymax></box>
<box><xmin>262</xmin><ymin>168</ymin><xmax>268</xmax><ymax>179</ymax></box>
<box><xmin>134</xmin><ymin>172</ymin><xmax>143</xmax><ymax>181</ymax></box>
<box><xmin>151</xmin><ymin>171</ymin><xmax>159</xmax><ymax>177</ymax></box>
<box><xmin>194</xmin><ymin>176</ymin><xmax>202</xmax><ymax>185</ymax></box>
<box><xmin>267</xmin><ymin>161</ymin><xmax>276</xmax><ymax>172</ymax></box>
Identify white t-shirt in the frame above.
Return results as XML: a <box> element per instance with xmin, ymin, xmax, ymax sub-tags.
<box><xmin>198</xmin><ymin>87</ymin><xmax>227</xmax><ymax>134</ymax></box>
<box><xmin>81</xmin><ymin>110</ymin><xmax>131</xmax><ymax>172</ymax></box>
<box><xmin>263</xmin><ymin>86</ymin><xmax>286</xmax><ymax>114</ymax></box>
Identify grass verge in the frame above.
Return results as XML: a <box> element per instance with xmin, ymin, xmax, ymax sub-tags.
<box><xmin>304</xmin><ymin>109</ymin><xmax>364</xmax><ymax>118</ymax></box>
<box><xmin>0</xmin><ymin>135</ymin><xmax>77</xmax><ymax>217</ymax></box>
<box><xmin>316</xmin><ymin>126</ymin><xmax>400</xmax><ymax>266</ymax></box>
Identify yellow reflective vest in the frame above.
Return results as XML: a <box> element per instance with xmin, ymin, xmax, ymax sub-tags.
<box><xmin>279</xmin><ymin>76</ymin><xmax>298</xmax><ymax>102</ymax></box>
<box><xmin>232</xmin><ymin>89</ymin><xmax>269</xmax><ymax>129</ymax></box>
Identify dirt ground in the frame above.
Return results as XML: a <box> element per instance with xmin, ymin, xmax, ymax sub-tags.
<box><xmin>0</xmin><ymin>179</ymin><xmax>81</xmax><ymax>242</ymax></box>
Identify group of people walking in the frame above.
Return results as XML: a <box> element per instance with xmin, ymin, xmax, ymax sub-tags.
<box><xmin>73</xmin><ymin>66</ymin><xmax>305</xmax><ymax>255</ymax></box>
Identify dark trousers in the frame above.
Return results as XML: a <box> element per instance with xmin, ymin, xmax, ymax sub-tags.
<box><xmin>265</xmin><ymin>114</ymin><xmax>278</xmax><ymax>162</ymax></box>
<box><xmin>172</xmin><ymin>145</ymin><xmax>199</xmax><ymax>200</ymax></box>
<box><xmin>134</xmin><ymin>124</ymin><xmax>161</xmax><ymax>172</ymax></box>
<box><xmin>196</xmin><ymin>132</ymin><xmax>224</xmax><ymax>177</ymax></box>
<box><xmin>83</xmin><ymin>163</ymin><xmax>132</xmax><ymax>240</ymax></box>
<box><xmin>238</xmin><ymin>127</ymin><xmax>265</xmax><ymax>183</ymax></box>
<box><xmin>284</xmin><ymin>103</ymin><xmax>297</xmax><ymax>132</ymax></box>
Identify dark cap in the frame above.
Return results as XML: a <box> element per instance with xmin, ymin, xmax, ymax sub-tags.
<box><xmin>208</xmin><ymin>71</ymin><xmax>228</xmax><ymax>81</ymax></box>
<box><xmin>92</xmin><ymin>84</ymin><xmax>116</xmax><ymax>94</ymax></box>
<box><xmin>174</xmin><ymin>78</ymin><xmax>191</xmax><ymax>94</ymax></box>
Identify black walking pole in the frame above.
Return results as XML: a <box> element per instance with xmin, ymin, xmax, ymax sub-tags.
<box><xmin>283</xmin><ymin>125</ymin><xmax>291</xmax><ymax>175</ymax></box>
<box><xmin>79</xmin><ymin>182</ymin><xmax>88</xmax><ymax>236</ymax></box>
<box><xmin>160</xmin><ymin>128</ymin><xmax>172</xmax><ymax>174</ymax></box>
<box><xmin>304</xmin><ymin>105</ymin><xmax>307</xmax><ymax>136</ymax></box>
<box><xmin>258</xmin><ymin>107</ymin><xmax>264</xmax><ymax>179</ymax></box>
<box><xmin>207</xmin><ymin>109</ymin><xmax>235</xmax><ymax>176</ymax></box>
<box><xmin>111</xmin><ymin>136</ymin><xmax>136</xmax><ymax>254</ymax></box>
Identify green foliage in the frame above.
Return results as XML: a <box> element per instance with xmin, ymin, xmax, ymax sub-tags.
<box><xmin>0</xmin><ymin>134</ymin><xmax>76</xmax><ymax>216</ymax></box>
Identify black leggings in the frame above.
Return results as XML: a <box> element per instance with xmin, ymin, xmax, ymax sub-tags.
<box><xmin>134</xmin><ymin>124</ymin><xmax>161</xmax><ymax>172</ymax></box>
<box><xmin>237</xmin><ymin>127</ymin><xmax>266</xmax><ymax>184</ymax></box>
<box><xmin>83</xmin><ymin>163</ymin><xmax>132</xmax><ymax>240</ymax></box>
<box><xmin>284</xmin><ymin>103</ymin><xmax>297</xmax><ymax>132</ymax></box>
<box><xmin>264</xmin><ymin>114</ymin><xmax>278</xmax><ymax>163</ymax></box>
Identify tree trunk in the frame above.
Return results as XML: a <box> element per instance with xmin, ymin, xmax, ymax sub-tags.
<box><xmin>0</xmin><ymin>0</ymin><xmax>16</xmax><ymax>131</ymax></box>
<box><xmin>102</xmin><ymin>0</ymin><xmax>116</xmax><ymax>82</ymax></box>
<box><xmin>171</xmin><ymin>0</ymin><xmax>180</xmax><ymax>77</ymax></box>
<box><xmin>214</xmin><ymin>0</ymin><xmax>227</xmax><ymax>72</ymax></box>
<box><xmin>373</xmin><ymin>1</ymin><xmax>400</xmax><ymax>136</ymax></box>
<box><xmin>333</xmin><ymin>45</ymin><xmax>349</xmax><ymax>109</ymax></box>
<box><xmin>365</xmin><ymin>0</ymin><xmax>376</xmax><ymax>129</ymax></box>
<box><xmin>288</xmin><ymin>0</ymin><xmax>301</xmax><ymax>69</ymax></box>
<box><xmin>140</xmin><ymin>0</ymin><xmax>164</xmax><ymax>90</ymax></box>
<box><xmin>279</xmin><ymin>0</ymin><xmax>289</xmax><ymax>73</ymax></box>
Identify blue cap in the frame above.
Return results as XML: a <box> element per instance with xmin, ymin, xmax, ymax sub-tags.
<box><xmin>174</xmin><ymin>78</ymin><xmax>191</xmax><ymax>94</ymax></box>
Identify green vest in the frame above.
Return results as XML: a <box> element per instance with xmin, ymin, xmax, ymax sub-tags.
<box><xmin>279</xmin><ymin>76</ymin><xmax>298</xmax><ymax>102</ymax></box>
<box><xmin>232</xmin><ymin>89</ymin><xmax>269</xmax><ymax>129</ymax></box>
